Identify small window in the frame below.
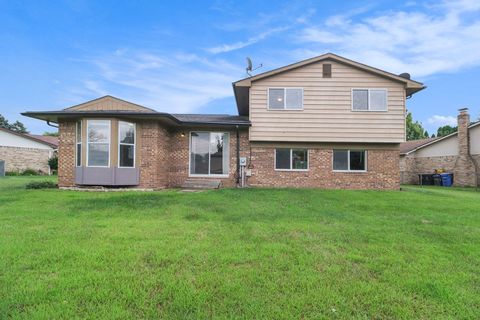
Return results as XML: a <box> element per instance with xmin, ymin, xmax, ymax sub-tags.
<box><xmin>87</xmin><ymin>120</ymin><xmax>110</xmax><ymax>167</ymax></box>
<box><xmin>333</xmin><ymin>150</ymin><xmax>366</xmax><ymax>171</ymax></box>
<box><xmin>76</xmin><ymin>121</ymin><xmax>82</xmax><ymax>167</ymax></box>
<box><xmin>268</xmin><ymin>88</ymin><xmax>303</xmax><ymax>110</ymax></box>
<box><xmin>322</xmin><ymin>63</ymin><xmax>332</xmax><ymax>78</ymax></box>
<box><xmin>275</xmin><ymin>148</ymin><xmax>308</xmax><ymax>170</ymax></box>
<box><xmin>352</xmin><ymin>89</ymin><xmax>387</xmax><ymax>111</ymax></box>
<box><xmin>118</xmin><ymin>121</ymin><xmax>135</xmax><ymax>168</ymax></box>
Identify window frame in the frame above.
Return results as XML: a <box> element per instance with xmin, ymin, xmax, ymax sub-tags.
<box><xmin>86</xmin><ymin>119</ymin><xmax>111</xmax><ymax>168</ymax></box>
<box><xmin>76</xmin><ymin>120</ymin><xmax>82</xmax><ymax>167</ymax></box>
<box><xmin>351</xmin><ymin>88</ymin><xmax>388</xmax><ymax>112</ymax></box>
<box><xmin>267</xmin><ymin>87</ymin><xmax>304</xmax><ymax>110</ymax></box>
<box><xmin>274</xmin><ymin>148</ymin><xmax>309</xmax><ymax>171</ymax></box>
<box><xmin>332</xmin><ymin>150</ymin><xmax>367</xmax><ymax>172</ymax></box>
<box><xmin>188</xmin><ymin>131</ymin><xmax>230</xmax><ymax>177</ymax></box>
<box><xmin>117</xmin><ymin>121</ymin><xmax>136</xmax><ymax>168</ymax></box>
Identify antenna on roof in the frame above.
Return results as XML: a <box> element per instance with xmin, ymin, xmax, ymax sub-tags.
<box><xmin>246</xmin><ymin>57</ymin><xmax>262</xmax><ymax>77</ymax></box>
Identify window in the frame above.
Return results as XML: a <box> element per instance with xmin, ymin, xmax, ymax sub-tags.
<box><xmin>190</xmin><ymin>132</ymin><xmax>229</xmax><ymax>176</ymax></box>
<box><xmin>352</xmin><ymin>89</ymin><xmax>387</xmax><ymax>111</ymax></box>
<box><xmin>322</xmin><ymin>63</ymin><xmax>332</xmax><ymax>78</ymax></box>
<box><xmin>268</xmin><ymin>88</ymin><xmax>303</xmax><ymax>110</ymax></box>
<box><xmin>76</xmin><ymin>121</ymin><xmax>82</xmax><ymax>167</ymax></box>
<box><xmin>87</xmin><ymin>120</ymin><xmax>110</xmax><ymax>167</ymax></box>
<box><xmin>118</xmin><ymin>121</ymin><xmax>135</xmax><ymax>168</ymax></box>
<box><xmin>275</xmin><ymin>148</ymin><xmax>308</xmax><ymax>170</ymax></box>
<box><xmin>333</xmin><ymin>150</ymin><xmax>367</xmax><ymax>171</ymax></box>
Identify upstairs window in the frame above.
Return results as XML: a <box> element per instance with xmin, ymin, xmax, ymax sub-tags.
<box><xmin>87</xmin><ymin>120</ymin><xmax>110</xmax><ymax>167</ymax></box>
<box><xmin>118</xmin><ymin>121</ymin><xmax>135</xmax><ymax>168</ymax></box>
<box><xmin>76</xmin><ymin>121</ymin><xmax>82</xmax><ymax>167</ymax></box>
<box><xmin>333</xmin><ymin>150</ymin><xmax>367</xmax><ymax>171</ymax></box>
<box><xmin>352</xmin><ymin>89</ymin><xmax>387</xmax><ymax>111</ymax></box>
<box><xmin>275</xmin><ymin>148</ymin><xmax>308</xmax><ymax>170</ymax></box>
<box><xmin>268</xmin><ymin>88</ymin><xmax>303</xmax><ymax>110</ymax></box>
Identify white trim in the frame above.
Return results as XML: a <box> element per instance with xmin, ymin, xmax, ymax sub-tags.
<box><xmin>118</xmin><ymin>121</ymin><xmax>136</xmax><ymax>168</ymax></box>
<box><xmin>86</xmin><ymin>119</ymin><xmax>111</xmax><ymax>168</ymax></box>
<box><xmin>332</xmin><ymin>149</ymin><xmax>368</xmax><ymax>172</ymax></box>
<box><xmin>274</xmin><ymin>148</ymin><xmax>309</xmax><ymax>171</ymax></box>
<box><xmin>188</xmin><ymin>131</ymin><xmax>230</xmax><ymax>177</ymax></box>
<box><xmin>267</xmin><ymin>87</ymin><xmax>304</xmax><ymax>110</ymax></box>
<box><xmin>351</xmin><ymin>88</ymin><xmax>388</xmax><ymax>112</ymax></box>
<box><xmin>75</xmin><ymin>121</ymin><xmax>82</xmax><ymax>167</ymax></box>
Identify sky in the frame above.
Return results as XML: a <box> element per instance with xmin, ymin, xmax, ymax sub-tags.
<box><xmin>1</xmin><ymin>0</ymin><xmax>479</xmax><ymax>135</ymax></box>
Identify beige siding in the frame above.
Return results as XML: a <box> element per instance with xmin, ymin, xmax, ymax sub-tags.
<box><xmin>415</xmin><ymin>135</ymin><xmax>458</xmax><ymax>157</ymax></box>
<box><xmin>66</xmin><ymin>96</ymin><xmax>153</xmax><ymax>112</ymax></box>
<box><xmin>470</xmin><ymin>125</ymin><xmax>480</xmax><ymax>155</ymax></box>
<box><xmin>249</xmin><ymin>60</ymin><xmax>407</xmax><ymax>143</ymax></box>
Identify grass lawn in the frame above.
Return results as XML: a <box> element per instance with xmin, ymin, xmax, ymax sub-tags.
<box><xmin>0</xmin><ymin>176</ymin><xmax>479</xmax><ymax>319</ymax></box>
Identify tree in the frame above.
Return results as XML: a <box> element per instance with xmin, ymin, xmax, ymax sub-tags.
<box><xmin>436</xmin><ymin>125</ymin><xmax>457</xmax><ymax>137</ymax></box>
<box><xmin>406</xmin><ymin>112</ymin><xmax>428</xmax><ymax>140</ymax></box>
<box><xmin>43</xmin><ymin>131</ymin><xmax>59</xmax><ymax>137</ymax></box>
<box><xmin>0</xmin><ymin>114</ymin><xmax>28</xmax><ymax>133</ymax></box>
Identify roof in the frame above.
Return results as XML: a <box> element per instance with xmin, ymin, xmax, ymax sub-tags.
<box><xmin>0</xmin><ymin>127</ymin><xmax>58</xmax><ymax>148</ymax></box>
<box><xmin>400</xmin><ymin>138</ymin><xmax>437</xmax><ymax>155</ymax></box>
<box><xmin>232</xmin><ymin>52</ymin><xmax>426</xmax><ymax>116</ymax></box>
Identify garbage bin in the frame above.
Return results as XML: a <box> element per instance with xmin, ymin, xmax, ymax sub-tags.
<box><xmin>440</xmin><ymin>173</ymin><xmax>453</xmax><ymax>187</ymax></box>
<box><xmin>421</xmin><ymin>174</ymin><xmax>434</xmax><ymax>185</ymax></box>
<box><xmin>433</xmin><ymin>174</ymin><xmax>442</xmax><ymax>186</ymax></box>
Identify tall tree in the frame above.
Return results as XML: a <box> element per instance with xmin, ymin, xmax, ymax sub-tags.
<box><xmin>0</xmin><ymin>114</ymin><xmax>28</xmax><ymax>133</ymax></box>
<box><xmin>436</xmin><ymin>125</ymin><xmax>457</xmax><ymax>137</ymax></box>
<box><xmin>406</xmin><ymin>112</ymin><xmax>428</xmax><ymax>141</ymax></box>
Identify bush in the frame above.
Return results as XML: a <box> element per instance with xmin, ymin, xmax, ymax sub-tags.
<box><xmin>21</xmin><ymin>169</ymin><xmax>40</xmax><ymax>176</ymax></box>
<box><xmin>25</xmin><ymin>180</ymin><xmax>58</xmax><ymax>189</ymax></box>
<box><xmin>48</xmin><ymin>156</ymin><xmax>58</xmax><ymax>171</ymax></box>
<box><xmin>6</xmin><ymin>171</ymin><xmax>21</xmax><ymax>176</ymax></box>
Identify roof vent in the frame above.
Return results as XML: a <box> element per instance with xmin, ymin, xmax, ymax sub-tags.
<box><xmin>399</xmin><ymin>72</ymin><xmax>411</xmax><ymax>80</ymax></box>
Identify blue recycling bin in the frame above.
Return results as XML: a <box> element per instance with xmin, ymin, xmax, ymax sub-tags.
<box><xmin>440</xmin><ymin>173</ymin><xmax>453</xmax><ymax>187</ymax></box>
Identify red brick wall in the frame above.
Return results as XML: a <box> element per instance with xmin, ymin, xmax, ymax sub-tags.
<box><xmin>58</xmin><ymin>121</ymin><xmax>76</xmax><ymax>187</ymax></box>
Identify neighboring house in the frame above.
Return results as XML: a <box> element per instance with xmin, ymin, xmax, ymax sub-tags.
<box><xmin>400</xmin><ymin>108</ymin><xmax>479</xmax><ymax>187</ymax></box>
<box><xmin>23</xmin><ymin>53</ymin><xmax>424</xmax><ymax>189</ymax></box>
<box><xmin>0</xmin><ymin>127</ymin><xmax>58</xmax><ymax>174</ymax></box>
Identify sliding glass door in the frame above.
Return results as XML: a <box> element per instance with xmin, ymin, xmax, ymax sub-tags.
<box><xmin>190</xmin><ymin>132</ymin><xmax>229</xmax><ymax>176</ymax></box>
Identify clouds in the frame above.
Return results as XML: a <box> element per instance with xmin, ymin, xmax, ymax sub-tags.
<box><xmin>297</xmin><ymin>0</ymin><xmax>480</xmax><ymax>78</ymax></box>
<box><xmin>427</xmin><ymin>115</ymin><xmax>457</xmax><ymax>127</ymax></box>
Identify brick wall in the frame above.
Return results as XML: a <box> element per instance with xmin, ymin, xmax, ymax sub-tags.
<box><xmin>247</xmin><ymin>145</ymin><xmax>399</xmax><ymax>190</ymax></box>
<box><xmin>58</xmin><ymin>121</ymin><xmax>76</xmax><ymax>187</ymax></box>
<box><xmin>0</xmin><ymin>146</ymin><xmax>52</xmax><ymax>173</ymax></box>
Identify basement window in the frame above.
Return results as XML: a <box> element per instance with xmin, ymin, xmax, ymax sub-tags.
<box><xmin>268</xmin><ymin>88</ymin><xmax>303</xmax><ymax>110</ymax></box>
<box><xmin>352</xmin><ymin>89</ymin><xmax>387</xmax><ymax>111</ymax></box>
<box><xmin>333</xmin><ymin>150</ymin><xmax>367</xmax><ymax>172</ymax></box>
<box><xmin>275</xmin><ymin>148</ymin><xmax>308</xmax><ymax>171</ymax></box>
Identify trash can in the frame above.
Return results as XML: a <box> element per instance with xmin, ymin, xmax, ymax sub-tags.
<box><xmin>433</xmin><ymin>174</ymin><xmax>442</xmax><ymax>186</ymax></box>
<box><xmin>421</xmin><ymin>174</ymin><xmax>434</xmax><ymax>185</ymax></box>
<box><xmin>440</xmin><ymin>173</ymin><xmax>453</xmax><ymax>187</ymax></box>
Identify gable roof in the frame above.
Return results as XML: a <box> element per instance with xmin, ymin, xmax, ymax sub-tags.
<box><xmin>232</xmin><ymin>52</ymin><xmax>426</xmax><ymax>116</ymax></box>
<box><xmin>400</xmin><ymin>138</ymin><xmax>437</xmax><ymax>155</ymax></box>
<box><xmin>0</xmin><ymin>127</ymin><xmax>58</xmax><ymax>148</ymax></box>
<box><xmin>63</xmin><ymin>95</ymin><xmax>157</xmax><ymax>112</ymax></box>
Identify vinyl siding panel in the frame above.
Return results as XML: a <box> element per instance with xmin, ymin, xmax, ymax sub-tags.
<box><xmin>249</xmin><ymin>60</ymin><xmax>407</xmax><ymax>143</ymax></box>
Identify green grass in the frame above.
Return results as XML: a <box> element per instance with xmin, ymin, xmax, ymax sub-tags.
<box><xmin>0</xmin><ymin>176</ymin><xmax>479</xmax><ymax>319</ymax></box>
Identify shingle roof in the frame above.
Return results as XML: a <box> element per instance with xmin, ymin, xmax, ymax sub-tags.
<box><xmin>400</xmin><ymin>138</ymin><xmax>438</xmax><ymax>155</ymax></box>
<box><xmin>27</xmin><ymin>134</ymin><xmax>58</xmax><ymax>147</ymax></box>
<box><xmin>172</xmin><ymin>114</ymin><xmax>250</xmax><ymax>125</ymax></box>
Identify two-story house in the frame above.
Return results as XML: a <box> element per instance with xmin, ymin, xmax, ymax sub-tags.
<box><xmin>23</xmin><ymin>53</ymin><xmax>425</xmax><ymax>189</ymax></box>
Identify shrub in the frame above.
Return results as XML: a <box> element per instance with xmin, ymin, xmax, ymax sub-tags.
<box><xmin>6</xmin><ymin>171</ymin><xmax>21</xmax><ymax>176</ymax></box>
<box><xmin>21</xmin><ymin>169</ymin><xmax>39</xmax><ymax>176</ymax></box>
<box><xmin>48</xmin><ymin>156</ymin><xmax>58</xmax><ymax>171</ymax></box>
<box><xmin>25</xmin><ymin>180</ymin><xmax>58</xmax><ymax>189</ymax></box>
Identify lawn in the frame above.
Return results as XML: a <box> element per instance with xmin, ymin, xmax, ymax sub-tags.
<box><xmin>0</xmin><ymin>176</ymin><xmax>479</xmax><ymax>319</ymax></box>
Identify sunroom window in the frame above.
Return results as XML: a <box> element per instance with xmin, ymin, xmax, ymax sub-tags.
<box><xmin>87</xmin><ymin>120</ymin><xmax>110</xmax><ymax>167</ymax></box>
<box><xmin>76</xmin><ymin>121</ymin><xmax>82</xmax><ymax>167</ymax></box>
<box><xmin>118</xmin><ymin>121</ymin><xmax>135</xmax><ymax>168</ymax></box>
<box><xmin>190</xmin><ymin>132</ymin><xmax>229</xmax><ymax>175</ymax></box>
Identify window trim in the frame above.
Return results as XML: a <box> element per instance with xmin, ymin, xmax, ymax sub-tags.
<box><xmin>118</xmin><ymin>121</ymin><xmax>136</xmax><ymax>168</ymax></box>
<box><xmin>188</xmin><ymin>131</ymin><xmax>230</xmax><ymax>178</ymax></box>
<box><xmin>86</xmin><ymin>119</ymin><xmax>111</xmax><ymax>168</ymax></box>
<box><xmin>274</xmin><ymin>148</ymin><xmax>309</xmax><ymax>171</ymax></box>
<box><xmin>75</xmin><ymin>121</ymin><xmax>82</xmax><ymax>167</ymax></box>
<box><xmin>351</xmin><ymin>88</ymin><xmax>388</xmax><ymax>112</ymax></box>
<box><xmin>332</xmin><ymin>150</ymin><xmax>368</xmax><ymax>172</ymax></box>
<box><xmin>267</xmin><ymin>87</ymin><xmax>304</xmax><ymax>110</ymax></box>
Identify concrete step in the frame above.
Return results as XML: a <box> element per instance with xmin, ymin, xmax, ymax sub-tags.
<box><xmin>181</xmin><ymin>179</ymin><xmax>222</xmax><ymax>190</ymax></box>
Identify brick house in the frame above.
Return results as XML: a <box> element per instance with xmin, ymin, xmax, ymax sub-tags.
<box><xmin>400</xmin><ymin>108</ymin><xmax>479</xmax><ymax>187</ymax></box>
<box><xmin>23</xmin><ymin>53</ymin><xmax>425</xmax><ymax>189</ymax></box>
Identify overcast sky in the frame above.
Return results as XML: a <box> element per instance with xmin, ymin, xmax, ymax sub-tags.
<box><xmin>1</xmin><ymin>0</ymin><xmax>479</xmax><ymax>134</ymax></box>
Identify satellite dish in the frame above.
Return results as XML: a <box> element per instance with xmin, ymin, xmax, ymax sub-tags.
<box><xmin>245</xmin><ymin>57</ymin><xmax>262</xmax><ymax>77</ymax></box>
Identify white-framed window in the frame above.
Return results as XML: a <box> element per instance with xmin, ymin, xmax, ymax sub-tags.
<box><xmin>190</xmin><ymin>132</ymin><xmax>229</xmax><ymax>176</ymax></box>
<box><xmin>76</xmin><ymin>121</ymin><xmax>82</xmax><ymax>167</ymax></box>
<box><xmin>333</xmin><ymin>150</ymin><xmax>367</xmax><ymax>172</ymax></box>
<box><xmin>268</xmin><ymin>88</ymin><xmax>303</xmax><ymax>110</ymax></box>
<box><xmin>352</xmin><ymin>89</ymin><xmax>387</xmax><ymax>111</ymax></box>
<box><xmin>87</xmin><ymin>120</ymin><xmax>110</xmax><ymax>167</ymax></box>
<box><xmin>275</xmin><ymin>148</ymin><xmax>309</xmax><ymax>171</ymax></box>
<box><xmin>118</xmin><ymin>121</ymin><xmax>135</xmax><ymax>168</ymax></box>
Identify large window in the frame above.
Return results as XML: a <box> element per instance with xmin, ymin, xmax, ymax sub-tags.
<box><xmin>268</xmin><ymin>88</ymin><xmax>303</xmax><ymax>110</ymax></box>
<box><xmin>352</xmin><ymin>89</ymin><xmax>387</xmax><ymax>111</ymax></box>
<box><xmin>333</xmin><ymin>150</ymin><xmax>367</xmax><ymax>171</ymax></box>
<box><xmin>87</xmin><ymin>120</ymin><xmax>110</xmax><ymax>167</ymax></box>
<box><xmin>275</xmin><ymin>148</ymin><xmax>308</xmax><ymax>171</ymax></box>
<box><xmin>76</xmin><ymin>121</ymin><xmax>82</xmax><ymax>167</ymax></box>
<box><xmin>118</xmin><ymin>121</ymin><xmax>135</xmax><ymax>168</ymax></box>
<box><xmin>190</xmin><ymin>132</ymin><xmax>229</xmax><ymax>176</ymax></box>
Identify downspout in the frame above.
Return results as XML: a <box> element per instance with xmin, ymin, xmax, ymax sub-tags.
<box><xmin>236</xmin><ymin>125</ymin><xmax>240</xmax><ymax>186</ymax></box>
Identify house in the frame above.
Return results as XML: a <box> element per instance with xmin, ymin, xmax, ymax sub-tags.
<box><xmin>23</xmin><ymin>53</ymin><xmax>425</xmax><ymax>189</ymax></box>
<box><xmin>0</xmin><ymin>127</ymin><xmax>58</xmax><ymax>174</ymax></box>
<box><xmin>400</xmin><ymin>108</ymin><xmax>479</xmax><ymax>187</ymax></box>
